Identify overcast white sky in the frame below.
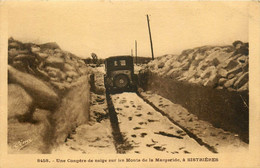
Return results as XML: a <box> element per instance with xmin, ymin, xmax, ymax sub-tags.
<box><xmin>7</xmin><ymin>1</ymin><xmax>249</xmax><ymax>59</ymax></box>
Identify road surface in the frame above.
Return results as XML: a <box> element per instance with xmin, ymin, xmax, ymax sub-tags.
<box><xmin>111</xmin><ymin>92</ymin><xmax>211</xmax><ymax>154</ymax></box>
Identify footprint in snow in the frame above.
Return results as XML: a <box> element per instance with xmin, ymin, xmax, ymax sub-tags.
<box><xmin>118</xmin><ymin>113</ymin><xmax>125</xmax><ymax>117</ymax></box>
<box><xmin>96</xmin><ymin>97</ymin><xmax>105</xmax><ymax>102</ymax></box>
<box><xmin>137</xmin><ymin>105</ymin><xmax>142</xmax><ymax>110</ymax></box>
<box><xmin>176</xmin><ymin>130</ymin><xmax>183</xmax><ymax>134</ymax></box>
<box><xmin>140</xmin><ymin>133</ymin><xmax>147</xmax><ymax>137</ymax></box>
<box><xmin>148</xmin><ymin>119</ymin><xmax>159</xmax><ymax>122</ymax></box>
<box><xmin>138</xmin><ymin>122</ymin><xmax>147</xmax><ymax>125</ymax></box>
<box><xmin>179</xmin><ymin>147</ymin><xmax>185</xmax><ymax>150</ymax></box>
<box><xmin>151</xmin><ymin>139</ymin><xmax>158</xmax><ymax>143</ymax></box>
<box><xmin>119</xmin><ymin>100</ymin><xmax>127</xmax><ymax>104</ymax></box>
<box><xmin>133</xmin><ymin>127</ymin><xmax>141</xmax><ymax>130</ymax></box>
<box><xmin>153</xmin><ymin>146</ymin><xmax>166</xmax><ymax>151</ymax></box>
<box><xmin>171</xmin><ymin>151</ymin><xmax>179</xmax><ymax>154</ymax></box>
<box><xmin>183</xmin><ymin>150</ymin><xmax>191</xmax><ymax>154</ymax></box>
<box><xmin>147</xmin><ymin>112</ymin><xmax>153</xmax><ymax>115</ymax></box>
<box><xmin>176</xmin><ymin>130</ymin><xmax>187</xmax><ymax>136</ymax></box>
<box><xmin>69</xmin><ymin>147</ymin><xmax>78</xmax><ymax>151</ymax></box>
<box><xmin>146</xmin><ymin>144</ymin><xmax>154</xmax><ymax>147</ymax></box>
<box><xmin>159</xmin><ymin>104</ymin><xmax>166</xmax><ymax>108</ymax></box>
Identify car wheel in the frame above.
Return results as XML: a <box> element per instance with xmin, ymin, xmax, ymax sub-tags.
<box><xmin>114</xmin><ymin>74</ymin><xmax>129</xmax><ymax>89</ymax></box>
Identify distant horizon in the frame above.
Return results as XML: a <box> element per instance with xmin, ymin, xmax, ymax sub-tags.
<box><xmin>8</xmin><ymin>36</ymin><xmax>248</xmax><ymax>59</ymax></box>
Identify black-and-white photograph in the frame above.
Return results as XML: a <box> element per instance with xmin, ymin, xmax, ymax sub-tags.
<box><xmin>6</xmin><ymin>1</ymin><xmax>250</xmax><ymax>155</ymax></box>
<box><xmin>2</xmin><ymin>1</ymin><xmax>260</xmax><ymax>167</ymax></box>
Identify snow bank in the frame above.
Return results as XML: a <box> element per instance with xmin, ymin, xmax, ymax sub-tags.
<box><xmin>52</xmin><ymin>75</ymin><xmax>91</xmax><ymax>148</ymax></box>
<box><xmin>8</xmin><ymin>38</ymin><xmax>92</xmax><ymax>153</ymax></box>
<box><xmin>8</xmin><ymin>37</ymin><xmax>90</xmax><ymax>92</ymax></box>
<box><xmin>139</xmin><ymin>42</ymin><xmax>249</xmax><ymax>142</ymax></box>
<box><xmin>146</xmin><ymin>42</ymin><xmax>248</xmax><ymax>92</ymax></box>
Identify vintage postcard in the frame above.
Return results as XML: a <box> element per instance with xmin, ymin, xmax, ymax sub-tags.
<box><xmin>0</xmin><ymin>1</ymin><xmax>259</xmax><ymax>168</ymax></box>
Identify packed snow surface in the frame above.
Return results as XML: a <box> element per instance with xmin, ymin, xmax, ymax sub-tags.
<box><xmin>111</xmin><ymin>92</ymin><xmax>210</xmax><ymax>154</ymax></box>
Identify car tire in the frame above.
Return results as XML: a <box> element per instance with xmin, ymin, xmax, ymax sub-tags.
<box><xmin>114</xmin><ymin>74</ymin><xmax>129</xmax><ymax>89</ymax></box>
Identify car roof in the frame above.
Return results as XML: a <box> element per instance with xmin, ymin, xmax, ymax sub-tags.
<box><xmin>105</xmin><ymin>55</ymin><xmax>133</xmax><ymax>61</ymax></box>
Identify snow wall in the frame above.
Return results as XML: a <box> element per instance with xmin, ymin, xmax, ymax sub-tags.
<box><xmin>8</xmin><ymin>73</ymin><xmax>91</xmax><ymax>154</ymax></box>
<box><xmin>51</xmin><ymin>75</ymin><xmax>91</xmax><ymax>149</ymax></box>
<box><xmin>8</xmin><ymin>38</ymin><xmax>91</xmax><ymax>153</ymax></box>
<box><xmin>139</xmin><ymin>71</ymin><xmax>248</xmax><ymax>143</ymax></box>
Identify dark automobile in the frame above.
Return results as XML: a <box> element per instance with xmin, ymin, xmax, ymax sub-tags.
<box><xmin>104</xmin><ymin>56</ymin><xmax>137</xmax><ymax>92</ymax></box>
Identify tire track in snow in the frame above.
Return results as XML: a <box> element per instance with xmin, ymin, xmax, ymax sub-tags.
<box><xmin>106</xmin><ymin>91</ymin><xmax>133</xmax><ymax>153</ymax></box>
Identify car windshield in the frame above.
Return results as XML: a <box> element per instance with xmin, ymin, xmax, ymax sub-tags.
<box><xmin>113</xmin><ymin>60</ymin><xmax>126</xmax><ymax>67</ymax></box>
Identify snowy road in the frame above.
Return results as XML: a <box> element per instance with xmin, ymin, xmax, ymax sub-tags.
<box><xmin>111</xmin><ymin>92</ymin><xmax>211</xmax><ymax>154</ymax></box>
